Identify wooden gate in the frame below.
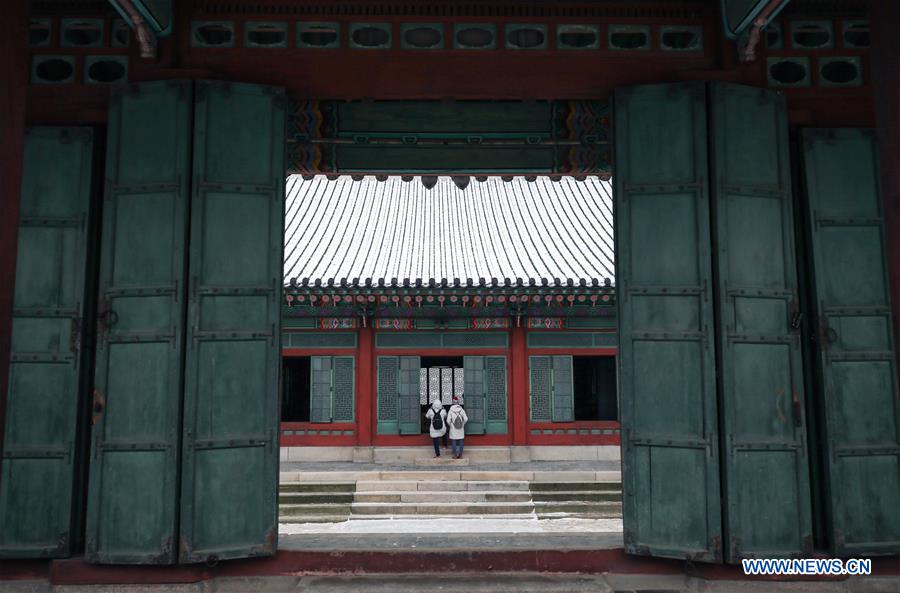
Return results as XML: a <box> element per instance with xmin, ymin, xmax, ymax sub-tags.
<box><xmin>614</xmin><ymin>82</ymin><xmax>722</xmax><ymax>562</ymax></box>
<box><xmin>179</xmin><ymin>80</ymin><xmax>285</xmax><ymax>563</ymax></box>
<box><xmin>802</xmin><ymin>129</ymin><xmax>900</xmax><ymax>556</ymax></box>
<box><xmin>0</xmin><ymin>127</ymin><xmax>95</xmax><ymax>558</ymax></box>
<box><xmin>87</xmin><ymin>79</ymin><xmax>285</xmax><ymax>564</ymax></box>
<box><xmin>86</xmin><ymin>81</ymin><xmax>192</xmax><ymax>564</ymax></box>
<box><xmin>710</xmin><ymin>83</ymin><xmax>813</xmax><ymax>561</ymax></box>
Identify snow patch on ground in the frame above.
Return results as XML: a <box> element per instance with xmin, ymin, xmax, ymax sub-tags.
<box><xmin>279</xmin><ymin>517</ymin><xmax>623</xmax><ymax>535</ymax></box>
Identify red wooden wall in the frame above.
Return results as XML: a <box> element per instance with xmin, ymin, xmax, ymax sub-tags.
<box><xmin>280</xmin><ymin>325</ymin><xmax>621</xmax><ymax>447</ymax></box>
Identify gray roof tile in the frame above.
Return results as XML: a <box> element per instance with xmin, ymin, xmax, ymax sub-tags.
<box><xmin>283</xmin><ymin>175</ymin><xmax>615</xmax><ymax>288</ymax></box>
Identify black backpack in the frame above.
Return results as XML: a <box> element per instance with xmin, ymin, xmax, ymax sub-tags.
<box><xmin>431</xmin><ymin>410</ymin><xmax>444</xmax><ymax>431</ymax></box>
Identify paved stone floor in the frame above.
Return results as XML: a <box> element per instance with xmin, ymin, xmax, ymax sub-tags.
<box><xmin>4</xmin><ymin>573</ymin><xmax>895</xmax><ymax>592</ymax></box>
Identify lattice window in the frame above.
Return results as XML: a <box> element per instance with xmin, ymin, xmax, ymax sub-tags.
<box><xmin>529</xmin><ymin>356</ymin><xmax>552</xmax><ymax>421</ymax></box>
<box><xmin>486</xmin><ymin>357</ymin><xmax>507</xmax><ymax>420</ymax></box>
<box><xmin>419</xmin><ymin>367</ymin><xmax>428</xmax><ymax>404</ymax></box>
<box><xmin>377</xmin><ymin>357</ymin><xmax>398</xmax><ymax>421</ymax></box>
<box><xmin>453</xmin><ymin>367</ymin><xmax>464</xmax><ymax>403</ymax></box>
<box><xmin>332</xmin><ymin>356</ymin><xmax>355</xmax><ymax>422</ymax></box>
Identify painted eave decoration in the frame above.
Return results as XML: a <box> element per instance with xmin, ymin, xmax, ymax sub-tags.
<box><xmin>289</xmin><ymin>100</ymin><xmax>610</xmax><ymax>176</ymax></box>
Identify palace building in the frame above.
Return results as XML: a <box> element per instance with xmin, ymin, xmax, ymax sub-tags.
<box><xmin>279</xmin><ymin>174</ymin><xmax>619</xmax><ymax>462</ymax></box>
<box><xmin>2</xmin><ymin>0</ymin><xmax>899</xmax><ymax>569</ymax></box>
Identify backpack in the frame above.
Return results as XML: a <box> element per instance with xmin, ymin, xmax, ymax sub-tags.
<box><xmin>451</xmin><ymin>411</ymin><xmax>464</xmax><ymax>430</ymax></box>
<box><xmin>431</xmin><ymin>410</ymin><xmax>444</xmax><ymax>431</ymax></box>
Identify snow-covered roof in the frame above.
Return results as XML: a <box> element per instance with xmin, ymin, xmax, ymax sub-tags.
<box><xmin>283</xmin><ymin>175</ymin><xmax>615</xmax><ymax>288</ymax></box>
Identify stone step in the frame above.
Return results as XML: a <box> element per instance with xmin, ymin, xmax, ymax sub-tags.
<box><xmin>372</xmin><ymin>447</ymin><xmax>512</xmax><ymax>465</ymax></box>
<box><xmin>351</xmin><ymin>502</ymin><xmax>536</xmax><ymax>515</ymax></box>
<box><xmin>533</xmin><ymin>501</ymin><xmax>622</xmax><ymax>514</ymax></box>
<box><xmin>354</xmin><ymin>491</ymin><xmax>533</xmax><ymax>504</ymax></box>
<box><xmin>347</xmin><ymin>513</ymin><xmax>542</xmax><ymax>521</ymax></box>
<box><xmin>278</xmin><ymin>514</ymin><xmax>352</xmax><ymax>524</ymax></box>
<box><xmin>355</xmin><ymin>480</ymin><xmax>530</xmax><ymax>492</ymax></box>
<box><xmin>279</xmin><ymin>482</ymin><xmax>357</xmax><ymax>494</ymax></box>
<box><xmin>537</xmin><ymin>511</ymin><xmax>623</xmax><ymax>520</ymax></box>
<box><xmin>280</xmin><ymin>492</ymin><xmax>355</xmax><ymax>504</ymax></box>
<box><xmin>531</xmin><ymin>491</ymin><xmax>621</xmax><ymax>503</ymax></box>
<box><xmin>280</xmin><ymin>503</ymin><xmax>354</xmax><ymax>516</ymax></box>
<box><xmin>529</xmin><ymin>481</ymin><xmax>621</xmax><ymax>492</ymax></box>
<box><xmin>280</xmin><ymin>470</ymin><xmax>622</xmax><ymax>483</ymax></box>
<box><xmin>415</xmin><ymin>457</ymin><xmax>470</xmax><ymax>467</ymax></box>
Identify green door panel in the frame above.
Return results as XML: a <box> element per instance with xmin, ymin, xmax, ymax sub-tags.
<box><xmin>0</xmin><ymin>127</ymin><xmax>94</xmax><ymax>558</ymax></box>
<box><xmin>529</xmin><ymin>355</ymin><xmax>552</xmax><ymax>422</ymax></box>
<box><xmin>551</xmin><ymin>355</ymin><xmax>574</xmax><ymax>422</ymax></box>
<box><xmin>376</xmin><ymin>356</ymin><xmax>400</xmax><ymax>434</ymax></box>
<box><xmin>310</xmin><ymin>356</ymin><xmax>332</xmax><ymax>423</ymax></box>
<box><xmin>332</xmin><ymin>356</ymin><xmax>355</xmax><ymax>422</ymax></box>
<box><xmin>485</xmin><ymin>356</ymin><xmax>508</xmax><ymax>434</ymax></box>
<box><xmin>802</xmin><ymin>129</ymin><xmax>900</xmax><ymax>556</ymax></box>
<box><xmin>87</xmin><ymin>81</ymin><xmax>192</xmax><ymax>565</ymax></box>
<box><xmin>463</xmin><ymin>356</ymin><xmax>486</xmax><ymax>435</ymax></box>
<box><xmin>398</xmin><ymin>356</ymin><xmax>421</xmax><ymax>435</ymax></box>
<box><xmin>710</xmin><ymin>83</ymin><xmax>812</xmax><ymax>561</ymax></box>
<box><xmin>614</xmin><ymin>82</ymin><xmax>722</xmax><ymax>562</ymax></box>
<box><xmin>180</xmin><ymin>80</ymin><xmax>285</xmax><ymax>563</ymax></box>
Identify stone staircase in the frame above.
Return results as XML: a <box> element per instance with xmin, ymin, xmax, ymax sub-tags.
<box><xmin>531</xmin><ymin>481</ymin><xmax>622</xmax><ymax>519</ymax></box>
<box><xmin>279</xmin><ymin>482</ymin><xmax>356</xmax><ymax>523</ymax></box>
<box><xmin>279</xmin><ymin>472</ymin><xmax>622</xmax><ymax>523</ymax></box>
<box><xmin>352</xmin><ymin>478</ymin><xmax>535</xmax><ymax>517</ymax></box>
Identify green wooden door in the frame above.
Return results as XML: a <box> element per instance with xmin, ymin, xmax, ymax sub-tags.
<box><xmin>527</xmin><ymin>355</ymin><xmax>573</xmax><ymax>423</ymax></box>
<box><xmin>614</xmin><ymin>82</ymin><xmax>722</xmax><ymax>562</ymax></box>
<box><xmin>485</xmin><ymin>356</ymin><xmax>508</xmax><ymax>434</ymax></box>
<box><xmin>0</xmin><ymin>127</ymin><xmax>94</xmax><ymax>558</ymax></box>
<box><xmin>802</xmin><ymin>129</ymin><xmax>900</xmax><ymax>556</ymax></box>
<box><xmin>376</xmin><ymin>356</ymin><xmax>400</xmax><ymax>434</ymax></box>
<box><xmin>179</xmin><ymin>80</ymin><xmax>285</xmax><ymax>563</ymax></box>
<box><xmin>308</xmin><ymin>356</ymin><xmax>355</xmax><ymax>423</ymax></box>
<box><xmin>463</xmin><ymin>357</ymin><xmax>486</xmax><ymax>435</ymax></box>
<box><xmin>529</xmin><ymin>355</ymin><xmax>552</xmax><ymax>422</ymax></box>
<box><xmin>398</xmin><ymin>356</ymin><xmax>421</xmax><ymax>435</ymax></box>
<box><xmin>332</xmin><ymin>356</ymin><xmax>355</xmax><ymax>422</ymax></box>
<box><xmin>710</xmin><ymin>83</ymin><xmax>813</xmax><ymax>560</ymax></box>
<box><xmin>551</xmin><ymin>355</ymin><xmax>574</xmax><ymax>422</ymax></box>
<box><xmin>86</xmin><ymin>80</ymin><xmax>192</xmax><ymax>564</ymax></box>
<box><xmin>310</xmin><ymin>356</ymin><xmax>332</xmax><ymax>423</ymax></box>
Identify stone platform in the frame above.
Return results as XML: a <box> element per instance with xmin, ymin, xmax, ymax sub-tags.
<box><xmin>279</xmin><ymin>445</ymin><xmax>621</xmax><ymax>465</ymax></box>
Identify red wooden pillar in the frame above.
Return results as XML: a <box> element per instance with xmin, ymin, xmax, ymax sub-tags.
<box><xmin>0</xmin><ymin>0</ymin><xmax>29</xmax><ymax>469</ymax></box>
<box><xmin>870</xmin><ymin>2</ymin><xmax>900</xmax><ymax>374</ymax></box>
<box><xmin>357</xmin><ymin>325</ymin><xmax>374</xmax><ymax>445</ymax></box>
<box><xmin>511</xmin><ymin>323</ymin><xmax>528</xmax><ymax>445</ymax></box>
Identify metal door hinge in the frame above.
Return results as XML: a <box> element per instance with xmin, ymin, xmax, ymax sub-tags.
<box><xmin>70</xmin><ymin>317</ymin><xmax>82</xmax><ymax>354</ymax></box>
<box><xmin>91</xmin><ymin>389</ymin><xmax>105</xmax><ymax>426</ymax></box>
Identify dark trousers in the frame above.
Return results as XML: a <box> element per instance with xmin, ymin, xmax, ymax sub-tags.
<box><xmin>451</xmin><ymin>438</ymin><xmax>464</xmax><ymax>457</ymax></box>
<box><xmin>432</xmin><ymin>437</ymin><xmax>442</xmax><ymax>456</ymax></box>
<box><xmin>442</xmin><ymin>431</ymin><xmax>449</xmax><ymax>447</ymax></box>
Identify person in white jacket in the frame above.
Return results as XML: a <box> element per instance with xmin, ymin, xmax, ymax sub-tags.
<box><xmin>447</xmin><ymin>396</ymin><xmax>469</xmax><ymax>459</ymax></box>
<box><xmin>425</xmin><ymin>399</ymin><xmax>447</xmax><ymax>458</ymax></box>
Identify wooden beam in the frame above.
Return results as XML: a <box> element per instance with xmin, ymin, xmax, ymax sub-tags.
<box><xmin>0</xmin><ymin>0</ymin><xmax>29</xmax><ymax>477</ymax></box>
